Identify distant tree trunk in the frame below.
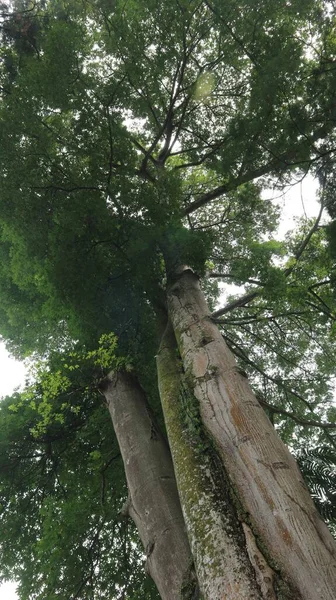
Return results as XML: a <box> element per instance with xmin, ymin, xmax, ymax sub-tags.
<box><xmin>157</xmin><ymin>324</ymin><xmax>265</xmax><ymax>600</ymax></box>
<box><xmin>167</xmin><ymin>267</ymin><xmax>336</xmax><ymax>600</ymax></box>
<box><xmin>100</xmin><ymin>371</ymin><xmax>193</xmax><ymax>600</ymax></box>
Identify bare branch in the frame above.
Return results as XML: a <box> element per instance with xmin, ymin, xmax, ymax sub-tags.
<box><xmin>209</xmin><ymin>272</ymin><xmax>262</xmax><ymax>285</ymax></box>
<box><xmin>184</xmin><ymin>124</ymin><xmax>335</xmax><ymax>216</ymax></box>
<box><xmin>212</xmin><ymin>291</ymin><xmax>259</xmax><ymax>319</ymax></box>
<box><xmin>184</xmin><ymin>163</ymin><xmax>270</xmax><ymax>215</ymax></box>
<box><xmin>258</xmin><ymin>399</ymin><xmax>336</xmax><ymax>430</ymax></box>
<box><xmin>284</xmin><ymin>201</ymin><xmax>324</xmax><ymax>276</ymax></box>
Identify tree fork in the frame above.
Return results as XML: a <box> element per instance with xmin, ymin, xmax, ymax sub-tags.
<box><xmin>167</xmin><ymin>267</ymin><xmax>336</xmax><ymax>600</ymax></box>
<box><xmin>100</xmin><ymin>371</ymin><xmax>192</xmax><ymax>600</ymax></box>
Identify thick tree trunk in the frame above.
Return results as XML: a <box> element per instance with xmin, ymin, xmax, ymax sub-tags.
<box><xmin>157</xmin><ymin>324</ymin><xmax>265</xmax><ymax>600</ymax></box>
<box><xmin>100</xmin><ymin>371</ymin><xmax>192</xmax><ymax>600</ymax></box>
<box><xmin>167</xmin><ymin>267</ymin><xmax>336</xmax><ymax>600</ymax></box>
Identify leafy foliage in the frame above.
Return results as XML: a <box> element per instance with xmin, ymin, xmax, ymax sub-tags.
<box><xmin>0</xmin><ymin>338</ymin><xmax>159</xmax><ymax>599</ymax></box>
<box><xmin>297</xmin><ymin>446</ymin><xmax>336</xmax><ymax>532</ymax></box>
<box><xmin>216</xmin><ymin>222</ymin><xmax>336</xmax><ymax>446</ymax></box>
<box><xmin>0</xmin><ymin>0</ymin><xmax>335</xmax><ymax>596</ymax></box>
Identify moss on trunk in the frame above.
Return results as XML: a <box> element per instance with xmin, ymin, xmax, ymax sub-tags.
<box><xmin>167</xmin><ymin>267</ymin><xmax>336</xmax><ymax>600</ymax></box>
<box><xmin>157</xmin><ymin>324</ymin><xmax>264</xmax><ymax>600</ymax></box>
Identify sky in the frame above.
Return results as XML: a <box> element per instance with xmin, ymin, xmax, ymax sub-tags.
<box><xmin>0</xmin><ymin>582</ymin><xmax>20</xmax><ymax>600</ymax></box>
<box><xmin>0</xmin><ymin>344</ymin><xmax>27</xmax><ymax>396</ymax></box>
<box><xmin>0</xmin><ymin>349</ymin><xmax>26</xmax><ymax>600</ymax></box>
<box><xmin>267</xmin><ymin>174</ymin><xmax>322</xmax><ymax>238</ymax></box>
<box><xmin>0</xmin><ymin>174</ymin><xmax>323</xmax><ymax>599</ymax></box>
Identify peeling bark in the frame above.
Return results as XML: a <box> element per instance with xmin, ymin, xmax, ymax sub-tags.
<box><xmin>167</xmin><ymin>267</ymin><xmax>336</xmax><ymax>600</ymax></box>
<box><xmin>242</xmin><ymin>523</ymin><xmax>277</xmax><ymax>600</ymax></box>
<box><xmin>101</xmin><ymin>371</ymin><xmax>192</xmax><ymax>600</ymax></box>
<box><xmin>157</xmin><ymin>324</ymin><xmax>264</xmax><ymax>600</ymax></box>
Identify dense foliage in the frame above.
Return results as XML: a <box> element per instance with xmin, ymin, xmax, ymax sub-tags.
<box><xmin>0</xmin><ymin>0</ymin><xmax>335</xmax><ymax>597</ymax></box>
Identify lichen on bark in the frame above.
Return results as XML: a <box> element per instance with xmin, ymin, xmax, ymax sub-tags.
<box><xmin>157</xmin><ymin>323</ymin><xmax>264</xmax><ymax>600</ymax></box>
<box><xmin>167</xmin><ymin>266</ymin><xmax>336</xmax><ymax>600</ymax></box>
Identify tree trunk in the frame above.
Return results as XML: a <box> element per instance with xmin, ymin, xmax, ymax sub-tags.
<box><xmin>167</xmin><ymin>267</ymin><xmax>336</xmax><ymax>600</ymax></box>
<box><xmin>100</xmin><ymin>371</ymin><xmax>193</xmax><ymax>600</ymax></box>
<box><xmin>157</xmin><ymin>324</ymin><xmax>265</xmax><ymax>600</ymax></box>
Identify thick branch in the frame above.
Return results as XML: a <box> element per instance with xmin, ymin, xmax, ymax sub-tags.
<box><xmin>184</xmin><ymin>125</ymin><xmax>334</xmax><ymax>216</ymax></box>
<box><xmin>184</xmin><ymin>164</ymin><xmax>271</xmax><ymax>215</ymax></box>
<box><xmin>212</xmin><ymin>291</ymin><xmax>259</xmax><ymax>319</ymax></box>
<box><xmin>209</xmin><ymin>272</ymin><xmax>262</xmax><ymax>285</ymax></box>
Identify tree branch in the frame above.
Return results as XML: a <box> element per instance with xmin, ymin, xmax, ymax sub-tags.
<box><xmin>284</xmin><ymin>200</ymin><xmax>324</xmax><ymax>276</ymax></box>
<box><xmin>211</xmin><ymin>201</ymin><xmax>326</xmax><ymax>318</ymax></box>
<box><xmin>224</xmin><ymin>333</ymin><xmax>315</xmax><ymax>412</ymax></box>
<box><xmin>184</xmin><ymin>163</ymin><xmax>271</xmax><ymax>215</ymax></box>
<box><xmin>258</xmin><ymin>398</ymin><xmax>336</xmax><ymax>430</ymax></box>
<box><xmin>212</xmin><ymin>291</ymin><xmax>259</xmax><ymax>319</ymax></box>
<box><xmin>208</xmin><ymin>272</ymin><xmax>262</xmax><ymax>285</ymax></box>
<box><xmin>184</xmin><ymin>123</ymin><xmax>334</xmax><ymax>215</ymax></box>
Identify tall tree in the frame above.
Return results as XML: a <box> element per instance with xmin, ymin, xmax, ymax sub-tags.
<box><xmin>0</xmin><ymin>0</ymin><xmax>336</xmax><ymax>598</ymax></box>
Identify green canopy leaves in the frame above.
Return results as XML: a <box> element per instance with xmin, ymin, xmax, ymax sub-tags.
<box><xmin>0</xmin><ymin>0</ymin><xmax>335</xmax><ymax>596</ymax></box>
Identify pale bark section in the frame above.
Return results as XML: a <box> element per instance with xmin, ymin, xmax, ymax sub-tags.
<box><xmin>168</xmin><ymin>269</ymin><xmax>336</xmax><ymax>600</ymax></box>
<box><xmin>101</xmin><ymin>371</ymin><xmax>191</xmax><ymax>600</ymax></box>
<box><xmin>242</xmin><ymin>523</ymin><xmax>277</xmax><ymax>600</ymax></box>
<box><xmin>157</xmin><ymin>325</ymin><xmax>264</xmax><ymax>600</ymax></box>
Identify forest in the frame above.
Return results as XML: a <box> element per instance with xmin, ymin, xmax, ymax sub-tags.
<box><xmin>0</xmin><ymin>0</ymin><xmax>336</xmax><ymax>599</ymax></box>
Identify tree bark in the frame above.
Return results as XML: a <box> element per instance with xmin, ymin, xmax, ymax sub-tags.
<box><xmin>167</xmin><ymin>267</ymin><xmax>336</xmax><ymax>600</ymax></box>
<box><xmin>157</xmin><ymin>324</ymin><xmax>265</xmax><ymax>600</ymax></box>
<box><xmin>100</xmin><ymin>371</ymin><xmax>192</xmax><ymax>600</ymax></box>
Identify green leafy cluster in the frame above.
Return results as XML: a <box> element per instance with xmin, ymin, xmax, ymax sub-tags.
<box><xmin>0</xmin><ymin>0</ymin><xmax>335</xmax><ymax>595</ymax></box>
<box><xmin>0</xmin><ymin>336</ymin><xmax>158</xmax><ymax>599</ymax></box>
<box><xmin>7</xmin><ymin>332</ymin><xmax>132</xmax><ymax>438</ymax></box>
<box><xmin>297</xmin><ymin>446</ymin><xmax>336</xmax><ymax>533</ymax></box>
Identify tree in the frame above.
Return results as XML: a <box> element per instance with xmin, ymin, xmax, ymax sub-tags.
<box><xmin>0</xmin><ymin>340</ymin><xmax>191</xmax><ymax>599</ymax></box>
<box><xmin>0</xmin><ymin>0</ymin><xmax>336</xmax><ymax>598</ymax></box>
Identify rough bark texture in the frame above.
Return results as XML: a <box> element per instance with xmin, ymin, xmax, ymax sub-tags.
<box><xmin>157</xmin><ymin>324</ymin><xmax>264</xmax><ymax>600</ymax></box>
<box><xmin>167</xmin><ymin>268</ymin><xmax>336</xmax><ymax>600</ymax></box>
<box><xmin>101</xmin><ymin>371</ymin><xmax>192</xmax><ymax>600</ymax></box>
